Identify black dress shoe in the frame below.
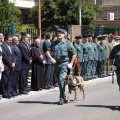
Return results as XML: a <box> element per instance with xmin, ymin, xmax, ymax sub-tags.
<box><xmin>48</xmin><ymin>85</ymin><xmax>55</xmax><ymax>89</ymax></box>
<box><xmin>57</xmin><ymin>99</ymin><xmax>65</xmax><ymax>105</ymax></box>
<box><xmin>54</xmin><ymin>83</ymin><xmax>59</xmax><ymax>87</ymax></box>
<box><xmin>64</xmin><ymin>100</ymin><xmax>68</xmax><ymax>103</ymax></box>
<box><xmin>11</xmin><ymin>92</ymin><xmax>17</xmax><ymax>97</ymax></box>
<box><xmin>20</xmin><ymin>91</ymin><xmax>28</xmax><ymax>94</ymax></box>
<box><xmin>44</xmin><ymin>86</ymin><xmax>50</xmax><ymax>89</ymax></box>
<box><xmin>2</xmin><ymin>94</ymin><xmax>10</xmax><ymax>99</ymax></box>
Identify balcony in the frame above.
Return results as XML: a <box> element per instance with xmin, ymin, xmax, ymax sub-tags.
<box><xmin>102</xmin><ymin>0</ymin><xmax>120</xmax><ymax>6</ymax></box>
<box><xmin>9</xmin><ymin>0</ymin><xmax>37</xmax><ymax>8</ymax></box>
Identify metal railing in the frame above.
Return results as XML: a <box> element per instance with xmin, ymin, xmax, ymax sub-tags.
<box><xmin>0</xmin><ymin>25</ymin><xmax>11</xmax><ymax>35</ymax></box>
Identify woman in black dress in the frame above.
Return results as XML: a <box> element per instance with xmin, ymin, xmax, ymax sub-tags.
<box><xmin>31</xmin><ymin>37</ymin><xmax>46</xmax><ymax>91</ymax></box>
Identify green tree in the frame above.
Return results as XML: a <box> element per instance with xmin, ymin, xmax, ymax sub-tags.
<box><xmin>0</xmin><ymin>0</ymin><xmax>21</xmax><ymax>27</ymax></box>
<box><xmin>30</xmin><ymin>0</ymin><xmax>102</xmax><ymax>28</ymax></box>
<box><xmin>82</xmin><ymin>0</ymin><xmax>102</xmax><ymax>25</ymax></box>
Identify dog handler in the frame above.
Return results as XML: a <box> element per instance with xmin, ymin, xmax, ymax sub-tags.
<box><xmin>46</xmin><ymin>29</ymin><xmax>76</xmax><ymax>105</ymax></box>
<box><xmin>109</xmin><ymin>44</ymin><xmax>120</xmax><ymax>90</ymax></box>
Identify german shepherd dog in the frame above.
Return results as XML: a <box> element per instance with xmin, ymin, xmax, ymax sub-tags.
<box><xmin>65</xmin><ymin>69</ymin><xmax>85</xmax><ymax>103</ymax></box>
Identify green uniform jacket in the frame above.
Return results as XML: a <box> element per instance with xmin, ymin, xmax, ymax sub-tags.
<box><xmin>74</xmin><ymin>43</ymin><xmax>83</xmax><ymax>62</ymax></box>
<box><xmin>51</xmin><ymin>39</ymin><xmax>76</xmax><ymax>63</ymax></box>
<box><xmin>93</xmin><ymin>42</ymin><xmax>99</xmax><ymax>61</ymax></box>
<box><xmin>82</xmin><ymin>42</ymin><xmax>89</xmax><ymax>62</ymax></box>
<box><xmin>88</xmin><ymin>42</ymin><xmax>94</xmax><ymax>61</ymax></box>
<box><xmin>98</xmin><ymin>43</ymin><xmax>106</xmax><ymax>60</ymax></box>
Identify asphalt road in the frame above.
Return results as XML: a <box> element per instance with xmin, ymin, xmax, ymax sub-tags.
<box><xmin>0</xmin><ymin>76</ymin><xmax>120</xmax><ymax>120</ymax></box>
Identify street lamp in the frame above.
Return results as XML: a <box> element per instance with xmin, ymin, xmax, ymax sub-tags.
<box><xmin>38</xmin><ymin>0</ymin><xmax>41</xmax><ymax>36</ymax></box>
<box><xmin>94</xmin><ymin>0</ymin><xmax>96</xmax><ymax>4</ymax></box>
<box><xmin>78</xmin><ymin>0</ymin><xmax>82</xmax><ymax>25</ymax></box>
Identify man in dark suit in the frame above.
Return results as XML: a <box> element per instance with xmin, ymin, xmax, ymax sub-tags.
<box><xmin>43</xmin><ymin>33</ymin><xmax>54</xmax><ymax>89</ymax></box>
<box><xmin>12</xmin><ymin>36</ymin><xmax>22</xmax><ymax>96</ymax></box>
<box><xmin>18</xmin><ymin>35</ymin><xmax>31</xmax><ymax>94</ymax></box>
<box><xmin>1</xmin><ymin>35</ymin><xmax>16</xmax><ymax>98</ymax></box>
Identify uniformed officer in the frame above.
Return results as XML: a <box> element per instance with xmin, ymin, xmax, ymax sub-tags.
<box><xmin>46</xmin><ymin>29</ymin><xmax>76</xmax><ymax>105</ymax></box>
<box><xmin>104</xmin><ymin>35</ymin><xmax>111</xmax><ymax>76</ymax></box>
<box><xmin>97</xmin><ymin>37</ymin><xmax>106</xmax><ymax>77</ymax></box>
<box><xmin>92</xmin><ymin>35</ymin><xmax>99</xmax><ymax>78</ymax></box>
<box><xmin>74</xmin><ymin>36</ymin><xmax>83</xmax><ymax>76</ymax></box>
<box><xmin>109</xmin><ymin>44</ymin><xmax>120</xmax><ymax>90</ymax></box>
<box><xmin>88</xmin><ymin>34</ymin><xmax>95</xmax><ymax>79</ymax></box>
<box><xmin>82</xmin><ymin>35</ymin><xmax>89</xmax><ymax>81</ymax></box>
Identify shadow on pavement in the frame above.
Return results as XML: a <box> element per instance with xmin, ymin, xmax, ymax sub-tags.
<box><xmin>76</xmin><ymin>105</ymin><xmax>120</xmax><ymax>111</ymax></box>
<box><xmin>17</xmin><ymin>101</ymin><xmax>57</xmax><ymax>105</ymax></box>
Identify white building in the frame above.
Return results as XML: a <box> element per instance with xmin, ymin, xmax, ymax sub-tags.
<box><xmin>9</xmin><ymin>0</ymin><xmax>37</xmax><ymax>24</ymax></box>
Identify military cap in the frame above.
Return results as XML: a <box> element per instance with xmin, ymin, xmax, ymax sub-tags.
<box><xmin>88</xmin><ymin>34</ymin><xmax>92</xmax><ymax>37</ymax></box>
<box><xmin>114</xmin><ymin>36</ymin><xmax>120</xmax><ymax>40</ymax></box>
<box><xmin>75</xmin><ymin>36</ymin><xmax>82</xmax><ymax>39</ymax></box>
<box><xmin>57</xmin><ymin>29</ymin><xmax>65</xmax><ymax>33</ymax></box>
<box><xmin>82</xmin><ymin>34</ymin><xmax>88</xmax><ymax>38</ymax></box>
<box><xmin>92</xmin><ymin>35</ymin><xmax>97</xmax><ymax>39</ymax></box>
<box><xmin>97</xmin><ymin>36</ymin><xmax>104</xmax><ymax>40</ymax></box>
<box><xmin>0</xmin><ymin>33</ymin><xmax>4</xmax><ymax>39</ymax></box>
<box><xmin>102</xmin><ymin>34</ymin><xmax>108</xmax><ymax>37</ymax></box>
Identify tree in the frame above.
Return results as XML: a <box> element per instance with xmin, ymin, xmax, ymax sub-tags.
<box><xmin>0</xmin><ymin>0</ymin><xmax>21</xmax><ymax>27</ymax></box>
<box><xmin>82</xmin><ymin>0</ymin><xmax>102</xmax><ymax>25</ymax></box>
<box><xmin>29</xmin><ymin>0</ymin><xmax>102</xmax><ymax>28</ymax></box>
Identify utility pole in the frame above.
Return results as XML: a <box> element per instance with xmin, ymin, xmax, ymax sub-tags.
<box><xmin>38</xmin><ymin>0</ymin><xmax>41</xmax><ymax>37</ymax></box>
<box><xmin>78</xmin><ymin>0</ymin><xmax>82</xmax><ymax>25</ymax></box>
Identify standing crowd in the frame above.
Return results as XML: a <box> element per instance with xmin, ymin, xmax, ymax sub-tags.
<box><xmin>0</xmin><ymin>30</ymin><xmax>120</xmax><ymax>103</ymax></box>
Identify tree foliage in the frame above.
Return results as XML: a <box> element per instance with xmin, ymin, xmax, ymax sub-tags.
<box><xmin>82</xmin><ymin>0</ymin><xmax>102</xmax><ymax>25</ymax></box>
<box><xmin>29</xmin><ymin>0</ymin><xmax>102</xmax><ymax>28</ymax></box>
<box><xmin>0</xmin><ymin>0</ymin><xmax>21</xmax><ymax>27</ymax></box>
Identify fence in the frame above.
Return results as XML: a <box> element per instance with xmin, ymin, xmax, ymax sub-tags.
<box><xmin>26</xmin><ymin>27</ymin><xmax>69</xmax><ymax>43</ymax></box>
<box><xmin>0</xmin><ymin>25</ymin><xmax>11</xmax><ymax>35</ymax></box>
<box><xmin>82</xmin><ymin>25</ymin><xmax>120</xmax><ymax>35</ymax></box>
<box><xmin>0</xmin><ymin>23</ymin><xmax>16</xmax><ymax>36</ymax></box>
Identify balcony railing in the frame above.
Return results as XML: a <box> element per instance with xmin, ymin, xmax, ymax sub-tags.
<box><xmin>102</xmin><ymin>0</ymin><xmax>120</xmax><ymax>6</ymax></box>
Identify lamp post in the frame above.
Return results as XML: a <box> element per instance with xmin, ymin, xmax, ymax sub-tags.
<box><xmin>94</xmin><ymin>0</ymin><xmax>96</xmax><ymax>4</ymax></box>
<box><xmin>38</xmin><ymin>0</ymin><xmax>41</xmax><ymax>36</ymax></box>
<box><xmin>78</xmin><ymin>0</ymin><xmax>82</xmax><ymax>25</ymax></box>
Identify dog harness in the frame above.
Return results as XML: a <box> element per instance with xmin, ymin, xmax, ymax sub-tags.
<box><xmin>68</xmin><ymin>77</ymin><xmax>81</xmax><ymax>88</ymax></box>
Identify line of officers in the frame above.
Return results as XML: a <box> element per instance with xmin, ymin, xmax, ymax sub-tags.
<box><xmin>41</xmin><ymin>32</ymin><xmax>119</xmax><ymax>82</ymax></box>
<box><xmin>73</xmin><ymin>33</ymin><xmax>119</xmax><ymax>80</ymax></box>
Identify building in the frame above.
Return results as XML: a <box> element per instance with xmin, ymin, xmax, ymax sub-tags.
<box><xmin>9</xmin><ymin>0</ymin><xmax>37</xmax><ymax>24</ymax></box>
<box><xmin>88</xmin><ymin>0</ymin><xmax>120</xmax><ymax>26</ymax></box>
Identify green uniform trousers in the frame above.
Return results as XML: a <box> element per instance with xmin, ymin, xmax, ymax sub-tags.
<box><xmin>97</xmin><ymin>60</ymin><xmax>105</xmax><ymax>77</ymax></box>
<box><xmin>55</xmin><ymin>62</ymin><xmax>68</xmax><ymax>101</ymax></box>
